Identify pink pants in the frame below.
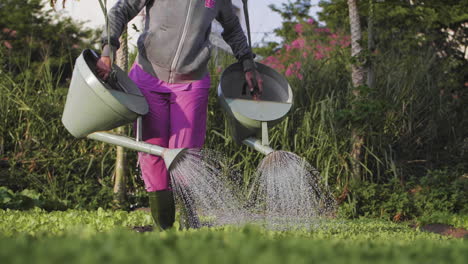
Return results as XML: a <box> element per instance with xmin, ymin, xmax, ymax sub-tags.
<box><xmin>129</xmin><ymin>71</ymin><xmax>210</xmax><ymax>191</ymax></box>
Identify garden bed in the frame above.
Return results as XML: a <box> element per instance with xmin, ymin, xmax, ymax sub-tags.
<box><xmin>1</xmin><ymin>209</ymin><xmax>467</xmax><ymax>264</ymax></box>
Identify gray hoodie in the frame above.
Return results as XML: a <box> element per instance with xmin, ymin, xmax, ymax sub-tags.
<box><xmin>102</xmin><ymin>0</ymin><xmax>254</xmax><ymax>83</ymax></box>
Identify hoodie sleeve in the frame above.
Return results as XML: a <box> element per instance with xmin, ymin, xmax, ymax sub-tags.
<box><xmin>216</xmin><ymin>0</ymin><xmax>256</xmax><ymax>72</ymax></box>
<box><xmin>101</xmin><ymin>0</ymin><xmax>149</xmax><ymax>56</ymax></box>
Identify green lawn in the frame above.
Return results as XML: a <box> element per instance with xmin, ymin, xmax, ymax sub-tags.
<box><xmin>1</xmin><ymin>209</ymin><xmax>467</xmax><ymax>264</ymax></box>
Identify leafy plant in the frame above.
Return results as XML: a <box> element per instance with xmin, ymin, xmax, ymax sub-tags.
<box><xmin>1</xmin><ymin>210</ymin><xmax>467</xmax><ymax>264</ymax></box>
<box><xmin>338</xmin><ymin>168</ymin><xmax>468</xmax><ymax>223</ymax></box>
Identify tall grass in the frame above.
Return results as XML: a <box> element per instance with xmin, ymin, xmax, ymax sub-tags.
<box><xmin>0</xmin><ymin>52</ymin><xmax>131</xmax><ymax>208</ymax></box>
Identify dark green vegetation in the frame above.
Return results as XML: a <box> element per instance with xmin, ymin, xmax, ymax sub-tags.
<box><xmin>0</xmin><ymin>0</ymin><xmax>466</xmax><ymax>227</ymax></box>
<box><xmin>0</xmin><ymin>0</ymin><xmax>98</xmax><ymax>81</ymax></box>
<box><xmin>0</xmin><ymin>209</ymin><xmax>467</xmax><ymax>264</ymax></box>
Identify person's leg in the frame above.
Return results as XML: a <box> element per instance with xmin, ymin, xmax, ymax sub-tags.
<box><xmin>169</xmin><ymin>88</ymin><xmax>210</xmax><ymax>149</ymax></box>
<box><xmin>137</xmin><ymin>89</ymin><xmax>171</xmax><ymax>192</ymax></box>
<box><xmin>135</xmin><ymin>89</ymin><xmax>176</xmax><ymax>230</ymax></box>
<box><xmin>129</xmin><ymin>64</ymin><xmax>176</xmax><ymax>230</ymax></box>
<box><xmin>169</xmin><ymin>88</ymin><xmax>210</xmax><ymax>228</ymax></box>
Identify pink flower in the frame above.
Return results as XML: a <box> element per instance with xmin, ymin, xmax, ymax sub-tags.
<box><xmin>275</xmin><ymin>64</ymin><xmax>286</xmax><ymax>71</ymax></box>
<box><xmin>291</xmin><ymin>38</ymin><xmax>306</xmax><ymax>49</ymax></box>
<box><xmin>294</xmin><ymin>61</ymin><xmax>302</xmax><ymax>69</ymax></box>
<box><xmin>3</xmin><ymin>41</ymin><xmax>12</xmax><ymax>49</ymax></box>
<box><xmin>285</xmin><ymin>62</ymin><xmax>303</xmax><ymax>80</ymax></box>
<box><xmin>205</xmin><ymin>0</ymin><xmax>215</xmax><ymax>8</ymax></box>
<box><xmin>307</xmin><ymin>18</ymin><xmax>315</xmax><ymax>24</ymax></box>
<box><xmin>314</xmin><ymin>51</ymin><xmax>325</xmax><ymax>60</ymax></box>
<box><xmin>340</xmin><ymin>40</ymin><xmax>351</xmax><ymax>48</ymax></box>
<box><xmin>262</xmin><ymin>56</ymin><xmax>285</xmax><ymax>72</ymax></box>
<box><xmin>294</xmin><ymin>23</ymin><xmax>304</xmax><ymax>34</ymax></box>
<box><xmin>314</xmin><ymin>28</ymin><xmax>331</xmax><ymax>33</ymax></box>
<box><xmin>285</xmin><ymin>44</ymin><xmax>293</xmax><ymax>52</ymax></box>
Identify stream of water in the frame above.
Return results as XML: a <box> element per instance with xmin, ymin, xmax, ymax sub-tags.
<box><xmin>170</xmin><ymin>148</ymin><xmax>247</xmax><ymax>228</ymax></box>
<box><xmin>247</xmin><ymin>151</ymin><xmax>336</xmax><ymax>230</ymax></box>
<box><xmin>169</xmin><ymin>149</ymin><xmax>336</xmax><ymax>230</ymax></box>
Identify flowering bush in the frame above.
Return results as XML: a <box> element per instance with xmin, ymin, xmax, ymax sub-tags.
<box><xmin>262</xmin><ymin>19</ymin><xmax>350</xmax><ymax>80</ymax></box>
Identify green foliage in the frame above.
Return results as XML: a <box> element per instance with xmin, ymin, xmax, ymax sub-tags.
<box><xmin>270</xmin><ymin>0</ymin><xmax>314</xmax><ymax>43</ymax></box>
<box><xmin>0</xmin><ymin>60</ymin><xmax>122</xmax><ymax>209</ymax></box>
<box><xmin>338</xmin><ymin>168</ymin><xmax>468</xmax><ymax>224</ymax></box>
<box><xmin>0</xmin><ymin>208</ymin><xmax>152</xmax><ymax>237</ymax></box>
<box><xmin>0</xmin><ymin>210</ymin><xmax>467</xmax><ymax>264</ymax></box>
<box><xmin>418</xmin><ymin>212</ymin><xmax>468</xmax><ymax>230</ymax></box>
<box><xmin>0</xmin><ymin>0</ymin><xmax>99</xmax><ymax>81</ymax></box>
<box><xmin>0</xmin><ymin>1</ymin><xmax>146</xmax><ymax>210</ymax></box>
<box><xmin>0</xmin><ymin>187</ymin><xmax>67</xmax><ymax>211</ymax></box>
<box><xmin>318</xmin><ymin>0</ymin><xmax>468</xmax><ymax>81</ymax></box>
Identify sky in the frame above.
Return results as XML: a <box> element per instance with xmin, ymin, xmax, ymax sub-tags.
<box><xmin>53</xmin><ymin>0</ymin><xmax>321</xmax><ymax>47</ymax></box>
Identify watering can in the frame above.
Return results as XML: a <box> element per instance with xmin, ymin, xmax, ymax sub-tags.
<box><xmin>217</xmin><ymin>62</ymin><xmax>293</xmax><ymax>155</ymax></box>
<box><xmin>62</xmin><ymin>49</ymin><xmax>186</xmax><ymax>170</ymax></box>
<box><xmin>218</xmin><ymin>0</ymin><xmax>293</xmax><ymax>156</ymax></box>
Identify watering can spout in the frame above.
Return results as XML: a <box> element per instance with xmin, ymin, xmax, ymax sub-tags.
<box><xmin>163</xmin><ymin>148</ymin><xmax>186</xmax><ymax>171</ymax></box>
<box><xmin>242</xmin><ymin>137</ymin><xmax>275</xmax><ymax>156</ymax></box>
<box><xmin>87</xmin><ymin>132</ymin><xmax>186</xmax><ymax>170</ymax></box>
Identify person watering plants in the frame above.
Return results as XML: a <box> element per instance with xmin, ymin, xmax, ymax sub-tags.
<box><xmin>96</xmin><ymin>0</ymin><xmax>263</xmax><ymax>231</ymax></box>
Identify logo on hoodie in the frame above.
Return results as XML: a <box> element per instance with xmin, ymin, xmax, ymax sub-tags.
<box><xmin>205</xmin><ymin>0</ymin><xmax>215</xmax><ymax>9</ymax></box>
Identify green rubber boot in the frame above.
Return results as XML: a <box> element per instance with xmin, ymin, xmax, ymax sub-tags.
<box><xmin>148</xmin><ymin>190</ymin><xmax>175</xmax><ymax>231</ymax></box>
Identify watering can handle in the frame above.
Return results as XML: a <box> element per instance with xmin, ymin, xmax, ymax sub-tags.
<box><xmin>243</xmin><ymin>73</ymin><xmax>260</xmax><ymax>97</ymax></box>
<box><xmin>241</xmin><ymin>0</ymin><xmax>260</xmax><ymax>97</ymax></box>
<box><xmin>242</xmin><ymin>77</ymin><xmax>260</xmax><ymax>97</ymax></box>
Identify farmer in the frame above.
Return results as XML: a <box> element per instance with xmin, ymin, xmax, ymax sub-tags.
<box><xmin>96</xmin><ymin>0</ymin><xmax>263</xmax><ymax>231</ymax></box>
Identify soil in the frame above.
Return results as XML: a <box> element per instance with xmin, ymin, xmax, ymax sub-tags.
<box><xmin>135</xmin><ymin>207</ymin><xmax>151</xmax><ymax>213</ymax></box>
<box><xmin>132</xmin><ymin>225</ymin><xmax>154</xmax><ymax>233</ymax></box>
<box><xmin>416</xmin><ymin>223</ymin><xmax>468</xmax><ymax>239</ymax></box>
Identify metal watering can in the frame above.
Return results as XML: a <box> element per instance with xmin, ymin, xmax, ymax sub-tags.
<box><xmin>218</xmin><ymin>0</ymin><xmax>293</xmax><ymax>155</ymax></box>
<box><xmin>61</xmin><ymin>49</ymin><xmax>186</xmax><ymax>170</ymax></box>
<box><xmin>218</xmin><ymin>62</ymin><xmax>293</xmax><ymax>155</ymax></box>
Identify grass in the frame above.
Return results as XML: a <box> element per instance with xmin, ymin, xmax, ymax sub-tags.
<box><xmin>0</xmin><ymin>209</ymin><xmax>467</xmax><ymax>264</ymax></box>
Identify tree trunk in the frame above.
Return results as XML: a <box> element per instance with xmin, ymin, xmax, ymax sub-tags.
<box><xmin>367</xmin><ymin>0</ymin><xmax>375</xmax><ymax>91</ymax></box>
<box><xmin>347</xmin><ymin>0</ymin><xmax>366</xmax><ymax>181</ymax></box>
<box><xmin>113</xmin><ymin>28</ymin><xmax>129</xmax><ymax>208</ymax></box>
